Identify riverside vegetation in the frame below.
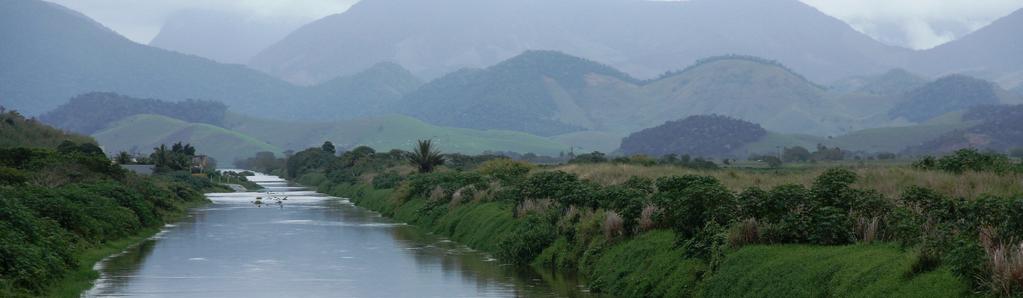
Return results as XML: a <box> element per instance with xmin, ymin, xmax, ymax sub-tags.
<box><xmin>256</xmin><ymin>141</ymin><xmax>1023</xmax><ymax>297</ymax></box>
<box><xmin>0</xmin><ymin>110</ymin><xmax>241</xmax><ymax>297</ymax></box>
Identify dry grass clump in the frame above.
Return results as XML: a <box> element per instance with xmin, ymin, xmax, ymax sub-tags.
<box><xmin>603</xmin><ymin>211</ymin><xmax>625</xmax><ymax>240</ymax></box>
<box><xmin>855</xmin><ymin>216</ymin><xmax>880</xmax><ymax>244</ymax></box>
<box><xmin>553</xmin><ymin>163</ymin><xmax>1023</xmax><ymax>199</ymax></box>
<box><xmin>980</xmin><ymin>228</ymin><xmax>1023</xmax><ymax>296</ymax></box>
<box><xmin>638</xmin><ymin>205</ymin><xmax>661</xmax><ymax>232</ymax></box>
<box><xmin>449</xmin><ymin>185</ymin><xmax>477</xmax><ymax>209</ymax></box>
<box><xmin>428</xmin><ymin>186</ymin><xmax>448</xmax><ymax>202</ymax></box>
<box><xmin>728</xmin><ymin>218</ymin><xmax>761</xmax><ymax>247</ymax></box>
<box><xmin>516</xmin><ymin>199</ymin><xmax>554</xmax><ymax>217</ymax></box>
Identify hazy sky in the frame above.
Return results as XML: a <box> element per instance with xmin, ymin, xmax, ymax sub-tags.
<box><xmin>48</xmin><ymin>0</ymin><xmax>1023</xmax><ymax>49</ymax></box>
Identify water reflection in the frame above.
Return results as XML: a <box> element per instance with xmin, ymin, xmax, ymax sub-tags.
<box><xmin>85</xmin><ymin>173</ymin><xmax>595</xmax><ymax>297</ymax></box>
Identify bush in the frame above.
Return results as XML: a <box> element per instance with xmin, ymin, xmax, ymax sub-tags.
<box><xmin>521</xmin><ymin>171</ymin><xmax>598</xmax><ymax>207</ymax></box>
<box><xmin>477</xmin><ymin>159</ymin><xmax>534</xmax><ymax>184</ymax></box>
<box><xmin>915</xmin><ymin>149</ymin><xmax>1017</xmax><ymax>174</ymax></box>
<box><xmin>810</xmin><ymin>168</ymin><xmax>858</xmax><ymax>209</ymax></box>
<box><xmin>496</xmin><ymin>214</ymin><xmax>557</xmax><ymax>264</ymax></box>
<box><xmin>569</xmin><ymin>151</ymin><xmax>608</xmax><ymax>164</ymax></box>
<box><xmin>371</xmin><ymin>171</ymin><xmax>403</xmax><ymax>189</ymax></box>
<box><xmin>0</xmin><ymin>167</ymin><xmax>26</xmax><ymax>185</ymax></box>
<box><xmin>652</xmin><ymin>175</ymin><xmax>736</xmax><ymax>239</ymax></box>
<box><xmin>404</xmin><ymin>172</ymin><xmax>486</xmax><ymax>199</ymax></box>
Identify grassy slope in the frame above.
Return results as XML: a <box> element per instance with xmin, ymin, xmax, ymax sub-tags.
<box><xmin>225</xmin><ymin>113</ymin><xmax>570</xmax><ymax>156</ymax></box>
<box><xmin>0</xmin><ymin>111</ymin><xmax>95</xmax><ymax>149</ymax></box>
<box><xmin>739</xmin><ymin>114</ymin><xmax>975</xmax><ymax>155</ymax></box>
<box><xmin>700</xmin><ymin>245</ymin><xmax>972</xmax><ymax>297</ymax></box>
<box><xmin>314</xmin><ymin>178</ymin><xmax>974</xmax><ymax>297</ymax></box>
<box><xmin>93</xmin><ymin>114</ymin><xmax>283</xmax><ymax>163</ymax></box>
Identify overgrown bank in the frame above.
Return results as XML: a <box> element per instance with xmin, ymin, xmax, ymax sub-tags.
<box><xmin>279</xmin><ymin>144</ymin><xmax>1020</xmax><ymax>297</ymax></box>
<box><xmin>0</xmin><ymin>110</ymin><xmax>230</xmax><ymax>297</ymax></box>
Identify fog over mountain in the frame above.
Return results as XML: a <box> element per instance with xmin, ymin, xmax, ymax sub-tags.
<box><xmin>149</xmin><ymin>10</ymin><xmax>309</xmax><ymax>64</ymax></box>
<box><xmin>250</xmin><ymin>0</ymin><xmax>907</xmax><ymax>85</ymax></box>
<box><xmin>906</xmin><ymin>8</ymin><xmax>1023</xmax><ymax>90</ymax></box>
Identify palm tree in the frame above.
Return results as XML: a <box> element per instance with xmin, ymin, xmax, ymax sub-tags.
<box><xmin>407</xmin><ymin>139</ymin><xmax>445</xmax><ymax>173</ymax></box>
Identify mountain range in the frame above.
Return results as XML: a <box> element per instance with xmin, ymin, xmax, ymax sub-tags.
<box><xmin>399</xmin><ymin>51</ymin><xmax>917</xmax><ymax>137</ymax></box>
<box><xmin>0</xmin><ymin>0</ymin><xmax>419</xmax><ymax>119</ymax></box>
<box><xmin>249</xmin><ymin>0</ymin><xmax>906</xmax><ymax>85</ymax></box>
<box><xmin>5</xmin><ymin>0</ymin><xmax>1023</xmax><ymax>158</ymax></box>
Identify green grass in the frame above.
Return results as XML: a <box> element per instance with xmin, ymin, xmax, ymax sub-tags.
<box><xmin>584</xmin><ymin>230</ymin><xmax>707</xmax><ymax>298</ymax></box>
<box><xmin>93</xmin><ymin>114</ymin><xmax>283</xmax><ymax>163</ymax></box>
<box><xmin>225</xmin><ymin>113</ymin><xmax>570</xmax><ymax>156</ymax></box>
<box><xmin>316</xmin><ymin>176</ymin><xmax>980</xmax><ymax>298</ymax></box>
<box><xmin>699</xmin><ymin>245</ymin><xmax>974</xmax><ymax>298</ymax></box>
<box><xmin>331</xmin><ymin>181</ymin><xmax>520</xmax><ymax>253</ymax></box>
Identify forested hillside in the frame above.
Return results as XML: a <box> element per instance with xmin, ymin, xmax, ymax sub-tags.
<box><xmin>907</xmin><ymin>104</ymin><xmax>1023</xmax><ymax>154</ymax></box>
<box><xmin>830</xmin><ymin>68</ymin><xmax>928</xmax><ymax>96</ymax></box>
<box><xmin>40</xmin><ymin>92</ymin><xmax>228</xmax><ymax>134</ymax></box>
<box><xmin>888</xmin><ymin>75</ymin><xmax>1010</xmax><ymax>122</ymax></box>
<box><xmin>400</xmin><ymin>53</ymin><xmax>869</xmax><ymax>137</ymax></box>
<box><xmin>399</xmin><ymin>51</ymin><xmax>635</xmax><ymax>136</ymax></box>
<box><xmin>618</xmin><ymin>115</ymin><xmax>767</xmax><ymax>157</ymax></box>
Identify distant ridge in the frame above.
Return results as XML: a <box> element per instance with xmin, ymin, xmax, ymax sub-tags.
<box><xmin>250</xmin><ymin>0</ymin><xmax>906</xmax><ymax>84</ymax></box>
<box><xmin>0</xmin><ymin>0</ymin><xmax>420</xmax><ymax>121</ymax></box>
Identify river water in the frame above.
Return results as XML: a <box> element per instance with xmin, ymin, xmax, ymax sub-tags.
<box><xmin>84</xmin><ymin>173</ymin><xmax>593</xmax><ymax>297</ymax></box>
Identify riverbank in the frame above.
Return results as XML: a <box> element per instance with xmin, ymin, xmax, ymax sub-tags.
<box><xmin>309</xmin><ymin>179</ymin><xmax>975</xmax><ymax>297</ymax></box>
<box><xmin>46</xmin><ymin>198</ymin><xmax>211</xmax><ymax>298</ymax></box>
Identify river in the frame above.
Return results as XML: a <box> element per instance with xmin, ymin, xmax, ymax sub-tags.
<box><xmin>84</xmin><ymin>173</ymin><xmax>594</xmax><ymax>297</ymax></box>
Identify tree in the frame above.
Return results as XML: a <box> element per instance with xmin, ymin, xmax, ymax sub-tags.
<box><xmin>115</xmin><ymin>151</ymin><xmax>133</xmax><ymax>164</ymax></box>
<box><xmin>782</xmin><ymin>146</ymin><xmax>811</xmax><ymax>162</ymax></box>
<box><xmin>407</xmin><ymin>139</ymin><xmax>445</xmax><ymax>173</ymax></box>
<box><xmin>321</xmin><ymin>141</ymin><xmax>336</xmax><ymax>154</ymax></box>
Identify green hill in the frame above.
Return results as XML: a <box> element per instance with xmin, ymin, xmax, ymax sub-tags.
<box><xmin>906</xmin><ymin>104</ymin><xmax>1023</xmax><ymax>154</ymax></box>
<box><xmin>0</xmin><ymin>109</ymin><xmax>94</xmax><ymax>149</ymax></box>
<box><xmin>40</xmin><ymin>92</ymin><xmax>227</xmax><ymax>134</ymax></box>
<box><xmin>399</xmin><ymin>50</ymin><xmax>636</xmax><ymax>136</ymax></box>
<box><xmin>888</xmin><ymin>75</ymin><xmax>1016</xmax><ymax>122</ymax></box>
<box><xmin>619</xmin><ymin>115</ymin><xmax>767</xmax><ymax>157</ymax></box>
<box><xmin>93</xmin><ymin>114</ymin><xmax>282</xmax><ymax>163</ymax></box>
<box><xmin>830</xmin><ymin>68</ymin><xmax>928</xmax><ymax>96</ymax></box>
<box><xmin>224</xmin><ymin>114</ymin><xmax>569</xmax><ymax>156</ymax></box>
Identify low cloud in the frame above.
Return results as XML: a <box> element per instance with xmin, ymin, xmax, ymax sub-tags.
<box><xmin>46</xmin><ymin>0</ymin><xmax>358</xmax><ymax>43</ymax></box>
<box><xmin>801</xmin><ymin>0</ymin><xmax>1023</xmax><ymax>49</ymax></box>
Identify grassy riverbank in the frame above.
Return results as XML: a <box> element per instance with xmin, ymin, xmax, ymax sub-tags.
<box><xmin>280</xmin><ymin>145</ymin><xmax>1022</xmax><ymax>297</ymax></box>
<box><xmin>308</xmin><ymin>178</ymin><xmax>974</xmax><ymax>297</ymax></box>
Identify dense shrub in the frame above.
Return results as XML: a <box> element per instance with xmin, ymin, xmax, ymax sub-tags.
<box><xmin>371</xmin><ymin>171</ymin><xmax>403</xmax><ymax>189</ymax></box>
<box><xmin>914</xmin><ymin>149</ymin><xmax>1019</xmax><ymax>174</ymax></box>
<box><xmin>477</xmin><ymin>159</ymin><xmax>534</xmax><ymax>184</ymax></box>
<box><xmin>0</xmin><ymin>145</ymin><xmax>209</xmax><ymax>295</ymax></box>
<box><xmin>521</xmin><ymin>171</ymin><xmax>598</xmax><ymax>207</ymax></box>
<box><xmin>652</xmin><ymin>175</ymin><xmax>735</xmax><ymax>240</ymax></box>
<box><xmin>404</xmin><ymin>172</ymin><xmax>486</xmax><ymax>200</ymax></box>
<box><xmin>496</xmin><ymin>214</ymin><xmax>558</xmax><ymax>264</ymax></box>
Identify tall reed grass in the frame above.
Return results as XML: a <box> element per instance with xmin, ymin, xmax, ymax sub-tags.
<box><xmin>553</xmin><ymin>163</ymin><xmax>1022</xmax><ymax>199</ymax></box>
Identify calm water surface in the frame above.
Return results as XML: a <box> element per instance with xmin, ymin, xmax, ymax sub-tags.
<box><xmin>85</xmin><ymin>173</ymin><xmax>593</xmax><ymax>297</ymax></box>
